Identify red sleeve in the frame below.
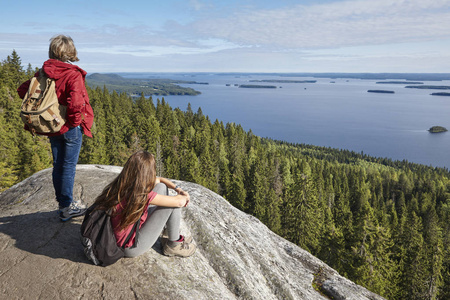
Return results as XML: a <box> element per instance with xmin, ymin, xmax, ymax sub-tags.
<box><xmin>148</xmin><ymin>191</ymin><xmax>157</xmax><ymax>202</ymax></box>
<box><xmin>17</xmin><ymin>79</ymin><xmax>31</xmax><ymax>98</ymax></box>
<box><xmin>65</xmin><ymin>72</ymin><xmax>85</xmax><ymax>128</ymax></box>
<box><xmin>17</xmin><ymin>71</ymin><xmax>39</xmax><ymax>98</ymax></box>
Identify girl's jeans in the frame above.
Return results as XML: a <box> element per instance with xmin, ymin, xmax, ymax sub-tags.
<box><xmin>49</xmin><ymin>126</ymin><xmax>83</xmax><ymax>208</ymax></box>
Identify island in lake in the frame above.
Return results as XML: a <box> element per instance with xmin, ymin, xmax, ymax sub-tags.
<box><xmin>376</xmin><ymin>81</ymin><xmax>423</xmax><ymax>84</ymax></box>
<box><xmin>431</xmin><ymin>92</ymin><xmax>450</xmax><ymax>97</ymax></box>
<box><xmin>239</xmin><ymin>84</ymin><xmax>277</xmax><ymax>89</ymax></box>
<box><xmin>405</xmin><ymin>85</ymin><xmax>450</xmax><ymax>90</ymax></box>
<box><xmin>429</xmin><ymin>126</ymin><xmax>448</xmax><ymax>133</ymax></box>
<box><xmin>249</xmin><ymin>79</ymin><xmax>317</xmax><ymax>83</ymax></box>
<box><xmin>367</xmin><ymin>90</ymin><xmax>395</xmax><ymax>94</ymax></box>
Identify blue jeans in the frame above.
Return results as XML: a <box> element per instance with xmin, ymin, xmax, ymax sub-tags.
<box><xmin>49</xmin><ymin>126</ymin><xmax>83</xmax><ymax>208</ymax></box>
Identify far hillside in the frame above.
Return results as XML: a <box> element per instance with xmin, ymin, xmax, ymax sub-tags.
<box><xmin>86</xmin><ymin>73</ymin><xmax>203</xmax><ymax>96</ymax></box>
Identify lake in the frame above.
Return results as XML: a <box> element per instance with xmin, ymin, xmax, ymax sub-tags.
<box><xmin>129</xmin><ymin>73</ymin><xmax>450</xmax><ymax>169</ymax></box>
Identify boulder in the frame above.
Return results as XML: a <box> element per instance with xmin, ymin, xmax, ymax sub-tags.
<box><xmin>0</xmin><ymin>165</ymin><xmax>385</xmax><ymax>300</ymax></box>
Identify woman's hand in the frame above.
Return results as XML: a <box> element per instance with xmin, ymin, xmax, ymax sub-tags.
<box><xmin>184</xmin><ymin>191</ymin><xmax>190</xmax><ymax>207</ymax></box>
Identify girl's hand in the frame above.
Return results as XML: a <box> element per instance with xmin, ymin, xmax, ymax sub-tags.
<box><xmin>179</xmin><ymin>189</ymin><xmax>188</xmax><ymax>196</ymax></box>
<box><xmin>182</xmin><ymin>191</ymin><xmax>190</xmax><ymax>207</ymax></box>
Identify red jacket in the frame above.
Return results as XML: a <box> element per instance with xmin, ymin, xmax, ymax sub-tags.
<box><xmin>17</xmin><ymin>59</ymin><xmax>94</xmax><ymax>137</ymax></box>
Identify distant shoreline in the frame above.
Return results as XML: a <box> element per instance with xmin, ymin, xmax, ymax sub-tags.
<box><xmin>115</xmin><ymin>72</ymin><xmax>450</xmax><ymax>82</ymax></box>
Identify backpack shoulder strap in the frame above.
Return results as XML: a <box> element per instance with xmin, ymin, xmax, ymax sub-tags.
<box><xmin>25</xmin><ymin>77</ymin><xmax>40</xmax><ymax>102</ymax></box>
<box><xmin>121</xmin><ymin>214</ymin><xmax>143</xmax><ymax>249</ymax></box>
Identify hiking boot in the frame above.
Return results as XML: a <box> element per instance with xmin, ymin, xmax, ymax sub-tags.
<box><xmin>183</xmin><ymin>235</ymin><xmax>193</xmax><ymax>244</ymax></box>
<box><xmin>163</xmin><ymin>239</ymin><xmax>196</xmax><ymax>257</ymax></box>
<box><xmin>160</xmin><ymin>233</ymin><xmax>193</xmax><ymax>245</ymax></box>
<box><xmin>59</xmin><ymin>200</ymin><xmax>87</xmax><ymax>221</ymax></box>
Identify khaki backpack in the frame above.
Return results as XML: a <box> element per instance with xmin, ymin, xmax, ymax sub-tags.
<box><xmin>20</xmin><ymin>70</ymin><xmax>66</xmax><ymax>135</ymax></box>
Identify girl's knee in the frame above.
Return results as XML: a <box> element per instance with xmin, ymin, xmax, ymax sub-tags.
<box><xmin>153</xmin><ymin>182</ymin><xmax>168</xmax><ymax>195</ymax></box>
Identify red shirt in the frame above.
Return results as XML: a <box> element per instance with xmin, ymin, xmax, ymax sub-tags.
<box><xmin>111</xmin><ymin>191</ymin><xmax>157</xmax><ymax>248</ymax></box>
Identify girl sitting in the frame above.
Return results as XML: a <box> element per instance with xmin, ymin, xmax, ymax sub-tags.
<box><xmin>93</xmin><ymin>150</ymin><xmax>196</xmax><ymax>258</ymax></box>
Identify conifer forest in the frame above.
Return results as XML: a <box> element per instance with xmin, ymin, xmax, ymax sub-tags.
<box><xmin>1</xmin><ymin>51</ymin><xmax>449</xmax><ymax>300</ymax></box>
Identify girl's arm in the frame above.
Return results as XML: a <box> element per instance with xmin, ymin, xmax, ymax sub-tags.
<box><xmin>153</xmin><ymin>177</ymin><xmax>190</xmax><ymax>207</ymax></box>
<box><xmin>151</xmin><ymin>193</ymin><xmax>189</xmax><ymax>208</ymax></box>
<box><xmin>156</xmin><ymin>177</ymin><xmax>184</xmax><ymax>194</ymax></box>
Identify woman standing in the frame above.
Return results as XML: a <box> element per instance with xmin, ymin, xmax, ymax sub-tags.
<box><xmin>18</xmin><ymin>35</ymin><xmax>94</xmax><ymax>221</ymax></box>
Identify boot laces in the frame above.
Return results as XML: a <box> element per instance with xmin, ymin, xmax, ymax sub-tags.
<box><xmin>180</xmin><ymin>240</ymin><xmax>191</xmax><ymax>249</ymax></box>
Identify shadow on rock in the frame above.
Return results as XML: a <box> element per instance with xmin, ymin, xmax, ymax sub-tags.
<box><xmin>0</xmin><ymin>210</ymin><xmax>89</xmax><ymax>263</ymax></box>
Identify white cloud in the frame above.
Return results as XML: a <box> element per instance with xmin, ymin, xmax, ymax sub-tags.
<box><xmin>2</xmin><ymin>0</ymin><xmax>450</xmax><ymax>72</ymax></box>
<box><xmin>184</xmin><ymin>0</ymin><xmax>450</xmax><ymax>49</ymax></box>
<box><xmin>189</xmin><ymin>0</ymin><xmax>207</xmax><ymax>11</ymax></box>
<box><xmin>6</xmin><ymin>0</ymin><xmax>450</xmax><ymax>59</ymax></box>
<box><xmin>80</xmin><ymin>39</ymin><xmax>244</xmax><ymax>57</ymax></box>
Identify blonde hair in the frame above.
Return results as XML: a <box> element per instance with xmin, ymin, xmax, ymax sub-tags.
<box><xmin>94</xmin><ymin>151</ymin><xmax>157</xmax><ymax>230</ymax></box>
<box><xmin>48</xmin><ymin>35</ymin><xmax>79</xmax><ymax>62</ymax></box>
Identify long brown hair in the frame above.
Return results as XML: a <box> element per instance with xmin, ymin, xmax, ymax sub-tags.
<box><xmin>94</xmin><ymin>151</ymin><xmax>157</xmax><ymax>231</ymax></box>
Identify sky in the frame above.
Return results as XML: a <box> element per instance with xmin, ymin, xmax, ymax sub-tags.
<box><xmin>1</xmin><ymin>0</ymin><xmax>450</xmax><ymax>73</ymax></box>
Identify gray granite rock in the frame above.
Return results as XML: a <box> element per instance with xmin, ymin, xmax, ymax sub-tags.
<box><xmin>0</xmin><ymin>165</ymin><xmax>385</xmax><ymax>300</ymax></box>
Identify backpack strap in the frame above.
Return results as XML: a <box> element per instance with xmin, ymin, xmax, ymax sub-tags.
<box><xmin>26</xmin><ymin>77</ymin><xmax>40</xmax><ymax>104</ymax></box>
<box><xmin>47</xmin><ymin>107</ymin><xmax>62</xmax><ymax>124</ymax></box>
<box><xmin>28</xmin><ymin>69</ymin><xmax>46</xmax><ymax>101</ymax></box>
<box><xmin>121</xmin><ymin>217</ymin><xmax>142</xmax><ymax>249</ymax></box>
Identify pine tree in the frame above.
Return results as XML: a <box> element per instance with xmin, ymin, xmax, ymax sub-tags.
<box><xmin>0</xmin><ymin>50</ymin><xmax>26</xmax><ymax>88</ymax></box>
<box><xmin>265</xmin><ymin>188</ymin><xmax>282</xmax><ymax>234</ymax></box>
<box><xmin>226</xmin><ymin>174</ymin><xmax>247</xmax><ymax>211</ymax></box>
<box><xmin>282</xmin><ymin>162</ymin><xmax>322</xmax><ymax>253</ymax></box>
<box><xmin>438</xmin><ymin>198</ymin><xmax>450</xmax><ymax>299</ymax></box>
<box><xmin>247</xmin><ymin>155</ymin><xmax>267</xmax><ymax>220</ymax></box>
<box><xmin>399</xmin><ymin>205</ymin><xmax>428</xmax><ymax>300</ymax></box>
<box><xmin>351</xmin><ymin>200</ymin><xmax>398</xmax><ymax>298</ymax></box>
<box><xmin>224</xmin><ymin>123</ymin><xmax>247</xmax><ymax>210</ymax></box>
<box><xmin>0</xmin><ymin>109</ymin><xmax>18</xmax><ymax>190</ymax></box>
<box><xmin>318</xmin><ymin>206</ymin><xmax>345</xmax><ymax>271</ymax></box>
<box><xmin>422</xmin><ymin>205</ymin><xmax>444</xmax><ymax>300</ymax></box>
<box><xmin>180</xmin><ymin>148</ymin><xmax>199</xmax><ymax>183</ymax></box>
<box><xmin>79</xmin><ymin>87</ymin><xmax>108</xmax><ymax>164</ymax></box>
<box><xmin>332</xmin><ymin>169</ymin><xmax>354</xmax><ymax>275</ymax></box>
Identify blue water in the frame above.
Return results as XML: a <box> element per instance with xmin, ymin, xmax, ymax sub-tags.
<box><xmin>137</xmin><ymin>73</ymin><xmax>450</xmax><ymax>169</ymax></box>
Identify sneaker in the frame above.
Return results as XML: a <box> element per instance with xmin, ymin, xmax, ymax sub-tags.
<box><xmin>163</xmin><ymin>238</ymin><xmax>196</xmax><ymax>257</ymax></box>
<box><xmin>57</xmin><ymin>200</ymin><xmax>86</xmax><ymax>214</ymax></box>
<box><xmin>59</xmin><ymin>200</ymin><xmax>87</xmax><ymax>221</ymax></box>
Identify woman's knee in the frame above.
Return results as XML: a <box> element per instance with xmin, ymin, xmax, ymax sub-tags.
<box><xmin>153</xmin><ymin>182</ymin><xmax>168</xmax><ymax>196</ymax></box>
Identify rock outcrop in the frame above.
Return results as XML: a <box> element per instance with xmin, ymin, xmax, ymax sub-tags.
<box><xmin>0</xmin><ymin>165</ymin><xmax>385</xmax><ymax>300</ymax></box>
